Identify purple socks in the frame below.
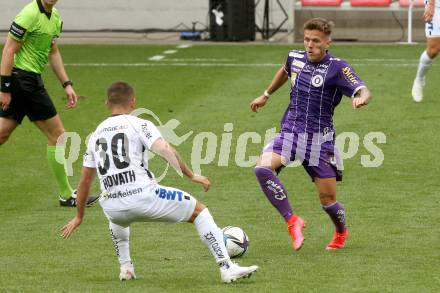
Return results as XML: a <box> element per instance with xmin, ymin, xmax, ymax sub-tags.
<box><xmin>322</xmin><ymin>202</ymin><xmax>346</xmax><ymax>233</ymax></box>
<box><xmin>255</xmin><ymin>166</ymin><xmax>293</xmax><ymax>221</ymax></box>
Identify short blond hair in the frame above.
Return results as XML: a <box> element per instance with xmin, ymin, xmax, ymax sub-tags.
<box><xmin>303</xmin><ymin>18</ymin><xmax>334</xmax><ymax>36</ymax></box>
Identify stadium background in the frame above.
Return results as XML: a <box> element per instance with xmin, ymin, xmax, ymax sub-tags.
<box><xmin>1</xmin><ymin>0</ymin><xmax>426</xmax><ymax>42</ymax></box>
<box><xmin>0</xmin><ymin>1</ymin><xmax>439</xmax><ymax>292</ymax></box>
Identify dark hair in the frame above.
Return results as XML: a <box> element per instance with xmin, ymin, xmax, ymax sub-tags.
<box><xmin>303</xmin><ymin>18</ymin><xmax>334</xmax><ymax>36</ymax></box>
<box><xmin>107</xmin><ymin>81</ymin><xmax>135</xmax><ymax>105</ymax></box>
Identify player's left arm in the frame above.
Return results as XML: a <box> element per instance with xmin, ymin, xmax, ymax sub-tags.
<box><xmin>49</xmin><ymin>42</ymin><xmax>77</xmax><ymax>109</ymax></box>
<box><xmin>151</xmin><ymin>138</ymin><xmax>210</xmax><ymax>192</ymax></box>
<box><xmin>352</xmin><ymin>87</ymin><xmax>372</xmax><ymax>109</ymax></box>
<box><xmin>61</xmin><ymin>167</ymin><xmax>96</xmax><ymax>238</ymax></box>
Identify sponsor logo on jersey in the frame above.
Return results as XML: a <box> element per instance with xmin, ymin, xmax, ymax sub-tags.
<box><xmin>292</xmin><ymin>59</ymin><xmax>305</xmax><ymax>69</ymax></box>
<box><xmin>302</xmin><ymin>64</ymin><xmax>315</xmax><ymax>73</ymax></box>
<box><xmin>291</xmin><ymin>66</ymin><xmax>301</xmax><ymax>73</ymax></box>
<box><xmin>289</xmin><ymin>52</ymin><xmax>305</xmax><ymax>58</ymax></box>
<box><xmin>311</xmin><ymin>75</ymin><xmax>324</xmax><ymax>87</ymax></box>
<box><xmin>157</xmin><ymin>188</ymin><xmax>185</xmax><ymax>201</ymax></box>
<box><xmin>96</xmin><ymin>124</ymin><xmax>128</xmax><ymax>135</ymax></box>
<box><xmin>315</xmin><ymin>68</ymin><xmax>327</xmax><ymax>74</ymax></box>
<box><xmin>342</xmin><ymin>67</ymin><xmax>359</xmax><ymax>85</ymax></box>
<box><xmin>104</xmin><ymin>187</ymin><xmax>143</xmax><ymax>199</ymax></box>
<box><xmin>290</xmin><ymin>72</ymin><xmax>297</xmax><ymax>87</ymax></box>
<box><xmin>102</xmin><ymin>170</ymin><xmax>136</xmax><ymax>189</ymax></box>
<box><xmin>141</xmin><ymin>123</ymin><xmax>152</xmax><ymax>139</ymax></box>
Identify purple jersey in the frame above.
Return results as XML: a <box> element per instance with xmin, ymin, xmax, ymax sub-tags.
<box><xmin>282</xmin><ymin>50</ymin><xmax>365</xmax><ymax>136</ymax></box>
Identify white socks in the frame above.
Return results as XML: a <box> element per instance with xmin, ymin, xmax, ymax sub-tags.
<box><xmin>415</xmin><ymin>50</ymin><xmax>433</xmax><ymax>81</ymax></box>
<box><xmin>109</xmin><ymin>222</ymin><xmax>131</xmax><ymax>265</ymax></box>
<box><xmin>108</xmin><ymin>209</ymin><xmax>231</xmax><ymax>269</ymax></box>
<box><xmin>194</xmin><ymin>208</ymin><xmax>231</xmax><ymax>268</ymax></box>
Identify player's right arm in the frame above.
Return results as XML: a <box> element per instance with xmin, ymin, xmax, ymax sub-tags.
<box><xmin>0</xmin><ymin>36</ymin><xmax>22</xmax><ymax>110</ymax></box>
<box><xmin>61</xmin><ymin>167</ymin><xmax>97</xmax><ymax>238</ymax></box>
<box><xmin>250</xmin><ymin>66</ymin><xmax>288</xmax><ymax>112</ymax></box>
<box><xmin>424</xmin><ymin>0</ymin><xmax>435</xmax><ymax>22</ymax></box>
<box><xmin>151</xmin><ymin>138</ymin><xmax>210</xmax><ymax>192</ymax></box>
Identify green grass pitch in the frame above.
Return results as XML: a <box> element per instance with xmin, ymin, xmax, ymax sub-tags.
<box><xmin>0</xmin><ymin>43</ymin><xmax>439</xmax><ymax>292</ymax></box>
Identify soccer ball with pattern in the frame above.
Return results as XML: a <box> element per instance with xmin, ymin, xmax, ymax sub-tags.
<box><xmin>222</xmin><ymin>226</ymin><xmax>249</xmax><ymax>258</ymax></box>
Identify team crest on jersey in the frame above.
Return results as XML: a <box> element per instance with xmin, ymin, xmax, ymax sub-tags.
<box><xmin>311</xmin><ymin>75</ymin><xmax>324</xmax><ymax>87</ymax></box>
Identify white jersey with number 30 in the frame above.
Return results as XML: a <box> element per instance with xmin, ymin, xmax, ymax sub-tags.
<box><xmin>83</xmin><ymin>114</ymin><xmax>162</xmax><ymax>211</ymax></box>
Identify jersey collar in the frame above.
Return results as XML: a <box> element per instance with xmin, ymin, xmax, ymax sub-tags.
<box><xmin>37</xmin><ymin>0</ymin><xmax>52</xmax><ymax>19</ymax></box>
<box><xmin>307</xmin><ymin>52</ymin><xmax>330</xmax><ymax>65</ymax></box>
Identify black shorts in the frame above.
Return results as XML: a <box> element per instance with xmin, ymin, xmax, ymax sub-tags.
<box><xmin>0</xmin><ymin>68</ymin><xmax>57</xmax><ymax>124</ymax></box>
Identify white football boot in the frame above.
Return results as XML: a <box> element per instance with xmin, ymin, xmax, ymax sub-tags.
<box><xmin>119</xmin><ymin>262</ymin><xmax>136</xmax><ymax>281</ymax></box>
<box><xmin>220</xmin><ymin>263</ymin><xmax>258</xmax><ymax>283</ymax></box>
<box><xmin>411</xmin><ymin>79</ymin><xmax>425</xmax><ymax>102</ymax></box>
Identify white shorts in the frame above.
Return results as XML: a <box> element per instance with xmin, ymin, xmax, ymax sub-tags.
<box><xmin>426</xmin><ymin>5</ymin><xmax>440</xmax><ymax>37</ymax></box>
<box><xmin>102</xmin><ymin>185</ymin><xmax>197</xmax><ymax>227</ymax></box>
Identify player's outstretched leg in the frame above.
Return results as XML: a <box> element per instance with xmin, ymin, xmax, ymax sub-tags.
<box><xmin>254</xmin><ymin>166</ymin><xmax>305</xmax><ymax>251</ymax></box>
<box><xmin>191</xmin><ymin>205</ymin><xmax>258</xmax><ymax>283</ymax></box>
<box><xmin>322</xmin><ymin>202</ymin><xmax>348</xmax><ymax>250</ymax></box>
<box><xmin>109</xmin><ymin>222</ymin><xmax>136</xmax><ymax>281</ymax></box>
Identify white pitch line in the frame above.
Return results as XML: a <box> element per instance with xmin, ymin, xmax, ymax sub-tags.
<box><xmin>64</xmin><ymin>62</ymin><xmax>425</xmax><ymax>67</ymax></box>
<box><xmin>149</xmin><ymin>55</ymin><xmax>165</xmax><ymax>61</ymax></box>
<box><xmin>177</xmin><ymin>44</ymin><xmax>192</xmax><ymax>49</ymax></box>
<box><xmin>163</xmin><ymin>50</ymin><xmax>177</xmax><ymax>54</ymax></box>
<box><xmin>348</xmin><ymin>58</ymin><xmax>419</xmax><ymax>62</ymax></box>
<box><xmin>65</xmin><ymin>63</ymin><xmax>277</xmax><ymax>67</ymax></box>
<box><xmin>161</xmin><ymin>58</ymin><xmax>236</xmax><ymax>62</ymax></box>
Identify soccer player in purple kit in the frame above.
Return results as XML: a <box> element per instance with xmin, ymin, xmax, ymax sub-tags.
<box><xmin>250</xmin><ymin>18</ymin><xmax>372</xmax><ymax>251</ymax></box>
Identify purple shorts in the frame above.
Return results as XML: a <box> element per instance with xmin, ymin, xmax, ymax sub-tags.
<box><xmin>263</xmin><ymin>132</ymin><xmax>343</xmax><ymax>181</ymax></box>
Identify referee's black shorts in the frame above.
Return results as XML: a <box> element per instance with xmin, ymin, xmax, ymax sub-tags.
<box><xmin>0</xmin><ymin>67</ymin><xmax>57</xmax><ymax>124</ymax></box>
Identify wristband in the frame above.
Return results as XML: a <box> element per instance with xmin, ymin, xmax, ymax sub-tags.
<box><xmin>263</xmin><ymin>90</ymin><xmax>271</xmax><ymax>98</ymax></box>
<box><xmin>62</xmin><ymin>80</ymin><xmax>73</xmax><ymax>88</ymax></box>
<box><xmin>1</xmin><ymin>75</ymin><xmax>12</xmax><ymax>93</ymax></box>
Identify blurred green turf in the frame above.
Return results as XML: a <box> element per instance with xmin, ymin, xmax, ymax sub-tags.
<box><xmin>0</xmin><ymin>43</ymin><xmax>439</xmax><ymax>292</ymax></box>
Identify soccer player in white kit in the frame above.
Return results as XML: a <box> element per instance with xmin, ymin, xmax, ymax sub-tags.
<box><xmin>61</xmin><ymin>81</ymin><xmax>258</xmax><ymax>283</ymax></box>
<box><xmin>412</xmin><ymin>0</ymin><xmax>440</xmax><ymax>102</ymax></box>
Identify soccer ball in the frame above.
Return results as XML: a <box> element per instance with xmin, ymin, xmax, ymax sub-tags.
<box><xmin>222</xmin><ymin>226</ymin><xmax>249</xmax><ymax>258</ymax></box>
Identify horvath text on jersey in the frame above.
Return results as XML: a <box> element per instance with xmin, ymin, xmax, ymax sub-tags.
<box><xmin>102</xmin><ymin>170</ymin><xmax>136</xmax><ymax>189</ymax></box>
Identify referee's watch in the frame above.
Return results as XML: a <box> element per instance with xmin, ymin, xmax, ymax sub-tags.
<box><xmin>62</xmin><ymin>80</ymin><xmax>73</xmax><ymax>88</ymax></box>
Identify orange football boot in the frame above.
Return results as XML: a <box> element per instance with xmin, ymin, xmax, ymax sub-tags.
<box><xmin>326</xmin><ymin>230</ymin><xmax>348</xmax><ymax>250</ymax></box>
<box><xmin>287</xmin><ymin>215</ymin><xmax>306</xmax><ymax>251</ymax></box>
